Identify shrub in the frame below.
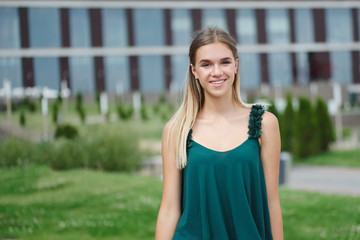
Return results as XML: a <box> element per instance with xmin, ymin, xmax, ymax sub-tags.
<box><xmin>141</xmin><ymin>106</ymin><xmax>149</xmax><ymax>121</ymax></box>
<box><xmin>0</xmin><ymin>137</ymin><xmax>35</xmax><ymax>167</ymax></box>
<box><xmin>52</xmin><ymin>102</ymin><xmax>59</xmax><ymax>124</ymax></box>
<box><xmin>293</xmin><ymin>97</ymin><xmax>318</xmax><ymax>158</ymax></box>
<box><xmin>19</xmin><ymin>109</ymin><xmax>26</xmax><ymax>126</ymax></box>
<box><xmin>76</xmin><ymin>92</ymin><xmax>86</xmax><ymax>123</ymax></box>
<box><xmin>267</xmin><ymin>100</ymin><xmax>280</xmax><ymax>119</ymax></box>
<box><xmin>55</xmin><ymin>124</ymin><xmax>79</xmax><ymax>139</ymax></box>
<box><xmin>315</xmin><ymin>97</ymin><xmax>335</xmax><ymax>152</ymax></box>
<box><xmin>281</xmin><ymin>93</ymin><xmax>295</xmax><ymax>152</ymax></box>
<box><xmin>117</xmin><ymin>104</ymin><xmax>133</xmax><ymax>120</ymax></box>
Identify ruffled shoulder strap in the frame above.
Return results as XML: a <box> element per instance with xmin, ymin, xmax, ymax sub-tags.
<box><xmin>247</xmin><ymin>104</ymin><xmax>265</xmax><ymax>139</ymax></box>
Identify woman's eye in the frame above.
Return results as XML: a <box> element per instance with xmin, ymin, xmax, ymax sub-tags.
<box><xmin>201</xmin><ymin>63</ymin><xmax>210</xmax><ymax>67</ymax></box>
<box><xmin>222</xmin><ymin>61</ymin><xmax>231</xmax><ymax>65</ymax></box>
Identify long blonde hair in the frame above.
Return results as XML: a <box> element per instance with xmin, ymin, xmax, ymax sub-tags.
<box><xmin>170</xmin><ymin>27</ymin><xmax>247</xmax><ymax>169</ymax></box>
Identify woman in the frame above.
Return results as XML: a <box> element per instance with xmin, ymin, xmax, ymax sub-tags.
<box><xmin>155</xmin><ymin>27</ymin><xmax>283</xmax><ymax>240</ymax></box>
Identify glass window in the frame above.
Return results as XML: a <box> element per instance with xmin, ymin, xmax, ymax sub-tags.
<box><xmin>171</xmin><ymin>55</ymin><xmax>188</xmax><ymax>92</ymax></box>
<box><xmin>171</xmin><ymin>9</ymin><xmax>192</xmax><ymax>46</ymax></box>
<box><xmin>239</xmin><ymin>53</ymin><xmax>261</xmax><ymax>90</ymax></box>
<box><xmin>0</xmin><ymin>57</ymin><xmax>22</xmax><ymax>88</ymax></box>
<box><xmin>102</xmin><ymin>9</ymin><xmax>128</xmax><ymax>47</ymax></box>
<box><xmin>236</xmin><ymin>9</ymin><xmax>257</xmax><ymax>44</ymax></box>
<box><xmin>28</xmin><ymin>8</ymin><xmax>61</xmax><ymax>48</ymax></box>
<box><xmin>330</xmin><ymin>51</ymin><xmax>352</xmax><ymax>84</ymax></box>
<box><xmin>33</xmin><ymin>57</ymin><xmax>60</xmax><ymax>89</ymax></box>
<box><xmin>266</xmin><ymin>9</ymin><xmax>290</xmax><ymax>44</ymax></box>
<box><xmin>326</xmin><ymin>9</ymin><xmax>353</xmax><ymax>43</ymax></box>
<box><xmin>69</xmin><ymin>57</ymin><xmax>94</xmax><ymax>93</ymax></box>
<box><xmin>104</xmin><ymin>56</ymin><xmax>130</xmax><ymax>94</ymax></box>
<box><xmin>268</xmin><ymin>53</ymin><xmax>292</xmax><ymax>87</ymax></box>
<box><xmin>294</xmin><ymin>9</ymin><xmax>314</xmax><ymax>43</ymax></box>
<box><xmin>0</xmin><ymin>8</ymin><xmax>20</xmax><ymax>49</ymax></box>
<box><xmin>134</xmin><ymin>9</ymin><xmax>165</xmax><ymax>46</ymax></box>
<box><xmin>138</xmin><ymin>56</ymin><xmax>164</xmax><ymax>92</ymax></box>
<box><xmin>70</xmin><ymin>8</ymin><xmax>91</xmax><ymax>47</ymax></box>
<box><xmin>296</xmin><ymin>52</ymin><xmax>310</xmax><ymax>85</ymax></box>
<box><xmin>202</xmin><ymin>9</ymin><xmax>227</xmax><ymax>29</ymax></box>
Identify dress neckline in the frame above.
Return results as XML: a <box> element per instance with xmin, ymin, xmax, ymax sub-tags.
<box><xmin>190</xmin><ymin>138</ymin><xmax>255</xmax><ymax>153</ymax></box>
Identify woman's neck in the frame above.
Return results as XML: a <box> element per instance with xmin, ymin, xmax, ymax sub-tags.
<box><xmin>199</xmin><ymin>93</ymin><xmax>243</xmax><ymax>120</ymax></box>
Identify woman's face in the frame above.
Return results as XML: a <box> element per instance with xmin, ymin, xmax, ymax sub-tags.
<box><xmin>191</xmin><ymin>41</ymin><xmax>238</xmax><ymax>99</ymax></box>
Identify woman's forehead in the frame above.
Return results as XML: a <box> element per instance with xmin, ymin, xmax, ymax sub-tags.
<box><xmin>195</xmin><ymin>42</ymin><xmax>234</xmax><ymax>62</ymax></box>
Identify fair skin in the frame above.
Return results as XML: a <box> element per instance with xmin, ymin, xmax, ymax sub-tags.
<box><xmin>155</xmin><ymin>41</ymin><xmax>283</xmax><ymax>239</ymax></box>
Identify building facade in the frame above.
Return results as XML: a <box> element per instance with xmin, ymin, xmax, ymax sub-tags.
<box><xmin>0</xmin><ymin>0</ymin><xmax>360</xmax><ymax>96</ymax></box>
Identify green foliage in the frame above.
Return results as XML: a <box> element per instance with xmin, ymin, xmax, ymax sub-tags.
<box><xmin>293</xmin><ymin>97</ymin><xmax>318</xmax><ymax>158</ymax></box>
<box><xmin>315</xmin><ymin>97</ymin><xmax>335</xmax><ymax>152</ymax></box>
<box><xmin>76</xmin><ymin>92</ymin><xmax>86</xmax><ymax>123</ymax></box>
<box><xmin>55</xmin><ymin>124</ymin><xmax>79</xmax><ymax>140</ymax></box>
<box><xmin>141</xmin><ymin>106</ymin><xmax>149</xmax><ymax>121</ymax></box>
<box><xmin>19</xmin><ymin>109</ymin><xmax>26</xmax><ymax>126</ymax></box>
<box><xmin>51</xmin><ymin>102</ymin><xmax>59</xmax><ymax>124</ymax></box>
<box><xmin>117</xmin><ymin>103</ymin><xmax>134</xmax><ymax>120</ymax></box>
<box><xmin>0</xmin><ymin>124</ymin><xmax>143</xmax><ymax>172</ymax></box>
<box><xmin>267</xmin><ymin>100</ymin><xmax>279</xmax><ymax>118</ymax></box>
<box><xmin>22</xmin><ymin>97</ymin><xmax>37</xmax><ymax>113</ymax></box>
<box><xmin>281</xmin><ymin>93</ymin><xmax>295</xmax><ymax>152</ymax></box>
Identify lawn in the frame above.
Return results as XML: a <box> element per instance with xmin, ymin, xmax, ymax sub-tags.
<box><xmin>294</xmin><ymin>148</ymin><xmax>360</xmax><ymax>168</ymax></box>
<box><xmin>1</xmin><ymin>165</ymin><xmax>359</xmax><ymax>240</ymax></box>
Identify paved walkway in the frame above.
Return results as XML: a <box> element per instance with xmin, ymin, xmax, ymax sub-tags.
<box><xmin>287</xmin><ymin>165</ymin><xmax>360</xmax><ymax>196</ymax></box>
<box><xmin>141</xmin><ymin>156</ymin><xmax>360</xmax><ymax>197</ymax></box>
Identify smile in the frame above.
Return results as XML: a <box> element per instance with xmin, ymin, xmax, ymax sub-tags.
<box><xmin>209</xmin><ymin>79</ymin><xmax>226</xmax><ymax>86</ymax></box>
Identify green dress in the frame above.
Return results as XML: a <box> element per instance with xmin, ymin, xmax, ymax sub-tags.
<box><xmin>173</xmin><ymin>105</ymin><xmax>273</xmax><ymax>240</ymax></box>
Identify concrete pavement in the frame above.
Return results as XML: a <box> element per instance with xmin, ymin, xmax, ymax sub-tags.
<box><xmin>286</xmin><ymin>165</ymin><xmax>360</xmax><ymax>196</ymax></box>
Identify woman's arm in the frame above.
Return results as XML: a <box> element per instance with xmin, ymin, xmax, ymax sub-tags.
<box><xmin>155</xmin><ymin>121</ymin><xmax>182</xmax><ymax>240</ymax></box>
<box><xmin>260</xmin><ymin>111</ymin><xmax>284</xmax><ymax>240</ymax></box>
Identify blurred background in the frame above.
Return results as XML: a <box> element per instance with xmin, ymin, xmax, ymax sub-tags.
<box><xmin>0</xmin><ymin>0</ymin><xmax>360</xmax><ymax>239</ymax></box>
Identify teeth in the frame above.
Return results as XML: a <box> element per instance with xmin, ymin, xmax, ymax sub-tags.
<box><xmin>212</xmin><ymin>80</ymin><xmax>224</xmax><ymax>84</ymax></box>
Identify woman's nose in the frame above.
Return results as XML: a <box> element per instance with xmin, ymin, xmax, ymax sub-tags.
<box><xmin>211</xmin><ymin>64</ymin><xmax>222</xmax><ymax>76</ymax></box>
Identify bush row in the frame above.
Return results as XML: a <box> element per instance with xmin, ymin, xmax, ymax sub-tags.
<box><xmin>268</xmin><ymin>94</ymin><xmax>335</xmax><ymax>159</ymax></box>
<box><xmin>0</xmin><ymin>126</ymin><xmax>143</xmax><ymax>172</ymax></box>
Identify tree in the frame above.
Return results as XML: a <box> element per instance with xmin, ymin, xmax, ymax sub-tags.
<box><xmin>281</xmin><ymin>93</ymin><xmax>295</xmax><ymax>152</ymax></box>
<box><xmin>293</xmin><ymin>97</ymin><xmax>318</xmax><ymax>158</ymax></box>
<box><xmin>315</xmin><ymin>97</ymin><xmax>335</xmax><ymax>152</ymax></box>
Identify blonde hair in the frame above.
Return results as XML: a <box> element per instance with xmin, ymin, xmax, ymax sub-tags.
<box><xmin>170</xmin><ymin>27</ymin><xmax>248</xmax><ymax>169</ymax></box>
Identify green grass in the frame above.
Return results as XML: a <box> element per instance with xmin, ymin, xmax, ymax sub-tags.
<box><xmin>0</xmin><ymin>165</ymin><xmax>162</xmax><ymax>240</ymax></box>
<box><xmin>294</xmin><ymin>148</ymin><xmax>360</xmax><ymax>168</ymax></box>
<box><xmin>1</xmin><ymin>165</ymin><xmax>359</xmax><ymax>240</ymax></box>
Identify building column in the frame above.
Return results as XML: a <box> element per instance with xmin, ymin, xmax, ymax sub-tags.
<box><xmin>89</xmin><ymin>9</ymin><xmax>105</xmax><ymax>92</ymax></box>
<box><xmin>60</xmin><ymin>8</ymin><xmax>71</xmax><ymax>90</ymax></box>
<box><xmin>289</xmin><ymin>9</ymin><xmax>298</xmax><ymax>85</ymax></box>
<box><xmin>226</xmin><ymin>9</ymin><xmax>237</xmax><ymax>42</ymax></box>
<box><xmin>164</xmin><ymin>9</ymin><xmax>173</xmax><ymax>91</ymax></box>
<box><xmin>310</xmin><ymin>8</ymin><xmax>331</xmax><ymax>81</ymax></box>
<box><xmin>192</xmin><ymin>9</ymin><xmax>202</xmax><ymax>32</ymax></box>
<box><xmin>126</xmin><ymin>8</ymin><xmax>139</xmax><ymax>91</ymax></box>
<box><xmin>352</xmin><ymin>8</ymin><xmax>360</xmax><ymax>84</ymax></box>
<box><xmin>256</xmin><ymin>9</ymin><xmax>269</xmax><ymax>84</ymax></box>
<box><xmin>19</xmin><ymin>8</ymin><xmax>34</xmax><ymax>87</ymax></box>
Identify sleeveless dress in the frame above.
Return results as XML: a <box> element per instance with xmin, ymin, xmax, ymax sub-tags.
<box><xmin>173</xmin><ymin>105</ymin><xmax>273</xmax><ymax>240</ymax></box>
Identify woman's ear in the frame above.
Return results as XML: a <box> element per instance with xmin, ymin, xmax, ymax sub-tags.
<box><xmin>235</xmin><ymin>58</ymin><xmax>239</xmax><ymax>73</ymax></box>
<box><xmin>190</xmin><ymin>64</ymin><xmax>197</xmax><ymax>79</ymax></box>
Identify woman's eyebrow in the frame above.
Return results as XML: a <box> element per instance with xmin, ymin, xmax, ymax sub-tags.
<box><xmin>198</xmin><ymin>57</ymin><xmax>232</xmax><ymax>63</ymax></box>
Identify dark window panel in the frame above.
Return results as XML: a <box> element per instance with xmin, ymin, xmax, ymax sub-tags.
<box><xmin>309</xmin><ymin>52</ymin><xmax>331</xmax><ymax>80</ymax></box>
<box><xmin>352</xmin><ymin>51</ymin><xmax>360</xmax><ymax>83</ymax></box>
<box><xmin>22</xmin><ymin>57</ymin><xmax>34</xmax><ymax>87</ymax></box>
<box><xmin>94</xmin><ymin>56</ymin><xmax>105</xmax><ymax>92</ymax></box>
<box><xmin>352</xmin><ymin>8</ymin><xmax>359</xmax><ymax>42</ymax></box>
<box><xmin>313</xmin><ymin>9</ymin><xmax>326</xmax><ymax>42</ymax></box>
<box><xmin>256</xmin><ymin>9</ymin><xmax>266</xmax><ymax>44</ymax></box>
<box><xmin>89</xmin><ymin>8</ymin><xmax>103</xmax><ymax>47</ymax></box>
<box><xmin>60</xmin><ymin>8</ymin><xmax>70</xmax><ymax>47</ymax></box>
<box><xmin>260</xmin><ymin>53</ymin><xmax>269</xmax><ymax>84</ymax></box>
<box><xmin>192</xmin><ymin>9</ymin><xmax>202</xmax><ymax>32</ymax></box>
<box><xmin>19</xmin><ymin>8</ymin><xmax>29</xmax><ymax>48</ymax></box>
<box><xmin>289</xmin><ymin>9</ymin><xmax>296</xmax><ymax>43</ymax></box>
<box><xmin>129</xmin><ymin>56</ymin><xmax>139</xmax><ymax>91</ymax></box>
<box><xmin>164</xmin><ymin>9</ymin><xmax>172</xmax><ymax>46</ymax></box>
<box><xmin>226</xmin><ymin>9</ymin><xmax>237</xmax><ymax>42</ymax></box>
<box><xmin>60</xmin><ymin>57</ymin><xmax>71</xmax><ymax>90</ymax></box>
